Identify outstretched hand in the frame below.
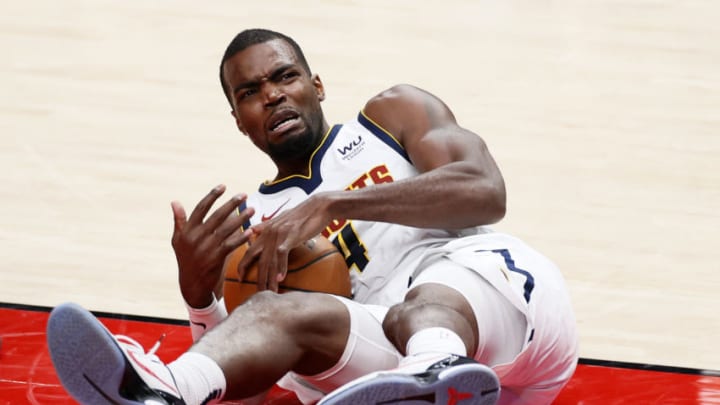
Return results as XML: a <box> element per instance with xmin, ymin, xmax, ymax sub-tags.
<box><xmin>171</xmin><ymin>185</ymin><xmax>255</xmax><ymax>308</ymax></box>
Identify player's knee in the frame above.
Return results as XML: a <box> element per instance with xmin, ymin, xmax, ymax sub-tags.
<box><xmin>237</xmin><ymin>289</ymin><xmax>280</xmax><ymax>308</ymax></box>
<box><xmin>382</xmin><ymin>284</ymin><xmax>478</xmax><ymax>352</ymax></box>
<box><xmin>242</xmin><ymin>291</ymin><xmax>348</xmax><ymax>332</ymax></box>
<box><xmin>241</xmin><ymin>290</ymin><xmax>315</xmax><ymax>314</ymax></box>
<box><xmin>382</xmin><ymin>284</ymin><xmax>449</xmax><ymax>329</ymax></box>
<box><xmin>231</xmin><ymin>290</ymin><xmax>285</xmax><ymax>321</ymax></box>
<box><xmin>382</xmin><ymin>300</ymin><xmax>421</xmax><ymax>349</ymax></box>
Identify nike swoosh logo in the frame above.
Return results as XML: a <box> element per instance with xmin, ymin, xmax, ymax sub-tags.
<box><xmin>261</xmin><ymin>198</ymin><xmax>291</xmax><ymax>221</ymax></box>
<box><xmin>125</xmin><ymin>349</ymin><xmax>181</xmax><ymax>396</ymax></box>
<box><xmin>114</xmin><ymin>335</ymin><xmax>181</xmax><ymax>397</ymax></box>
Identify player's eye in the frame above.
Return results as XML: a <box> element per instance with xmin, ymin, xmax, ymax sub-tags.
<box><xmin>238</xmin><ymin>88</ymin><xmax>256</xmax><ymax>100</ymax></box>
<box><xmin>280</xmin><ymin>71</ymin><xmax>298</xmax><ymax>81</ymax></box>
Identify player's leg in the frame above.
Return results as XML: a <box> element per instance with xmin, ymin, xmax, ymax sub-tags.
<box><xmin>48</xmin><ymin>291</ymin><xmax>354</xmax><ymax>405</ymax></box>
<box><xmin>392</xmin><ymin>250</ymin><xmax>577</xmax><ymax>405</ymax></box>
<box><xmin>319</xmin><ymin>260</ymin><xmax>513</xmax><ymax>405</ymax></box>
<box><xmin>395</xmin><ymin>260</ymin><xmax>528</xmax><ymax>367</ymax></box>
<box><xmin>383</xmin><ymin>282</ymin><xmax>480</xmax><ymax>357</ymax></box>
<box><xmin>185</xmin><ymin>290</ymin><xmax>355</xmax><ymax>400</ymax></box>
<box><xmin>278</xmin><ymin>296</ymin><xmax>402</xmax><ymax>403</ymax></box>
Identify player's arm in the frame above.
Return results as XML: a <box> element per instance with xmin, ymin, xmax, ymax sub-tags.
<box><xmin>171</xmin><ymin>185</ymin><xmax>254</xmax><ymax>339</ymax></box>
<box><xmin>322</xmin><ymin>84</ymin><xmax>506</xmax><ymax>229</ymax></box>
<box><xmin>243</xmin><ymin>85</ymin><xmax>505</xmax><ymax>292</ymax></box>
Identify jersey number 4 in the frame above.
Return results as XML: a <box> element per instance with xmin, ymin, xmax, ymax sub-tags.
<box><xmin>331</xmin><ymin>224</ymin><xmax>369</xmax><ymax>273</ymax></box>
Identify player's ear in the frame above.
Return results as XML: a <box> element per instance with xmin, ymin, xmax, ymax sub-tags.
<box><xmin>311</xmin><ymin>74</ymin><xmax>325</xmax><ymax>102</ymax></box>
<box><xmin>231</xmin><ymin>110</ymin><xmax>247</xmax><ymax>135</ymax></box>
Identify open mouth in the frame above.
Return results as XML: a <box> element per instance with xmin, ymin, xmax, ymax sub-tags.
<box><xmin>268</xmin><ymin>110</ymin><xmax>301</xmax><ymax>134</ymax></box>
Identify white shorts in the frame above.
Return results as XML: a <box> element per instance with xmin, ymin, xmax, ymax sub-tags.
<box><xmin>276</xmin><ymin>297</ymin><xmax>401</xmax><ymax>404</ymax></box>
<box><xmin>409</xmin><ymin>234</ymin><xmax>579</xmax><ymax>404</ymax></box>
<box><xmin>282</xmin><ymin>233</ymin><xmax>578</xmax><ymax>405</ymax></box>
<box><xmin>410</xmin><ymin>259</ymin><xmax>528</xmax><ymax>366</ymax></box>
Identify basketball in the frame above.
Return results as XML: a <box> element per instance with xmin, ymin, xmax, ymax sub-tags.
<box><xmin>222</xmin><ymin>235</ymin><xmax>352</xmax><ymax>312</ymax></box>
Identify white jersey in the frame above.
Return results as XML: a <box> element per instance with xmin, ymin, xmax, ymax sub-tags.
<box><xmin>243</xmin><ymin>111</ymin><xmax>469</xmax><ymax>305</ymax></box>
<box><xmin>249</xmin><ymin>111</ymin><xmax>578</xmax><ymax>403</ymax></box>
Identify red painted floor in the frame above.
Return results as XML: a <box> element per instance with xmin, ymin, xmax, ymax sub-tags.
<box><xmin>1</xmin><ymin>304</ymin><xmax>718</xmax><ymax>405</ymax></box>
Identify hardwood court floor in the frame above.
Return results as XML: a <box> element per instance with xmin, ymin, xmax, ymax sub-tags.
<box><xmin>1</xmin><ymin>0</ymin><xmax>719</xmax><ymax>401</ymax></box>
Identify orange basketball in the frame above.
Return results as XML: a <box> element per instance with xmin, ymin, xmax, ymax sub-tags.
<box><xmin>222</xmin><ymin>235</ymin><xmax>352</xmax><ymax>312</ymax></box>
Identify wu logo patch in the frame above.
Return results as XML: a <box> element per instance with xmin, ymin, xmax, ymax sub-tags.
<box><xmin>337</xmin><ymin>135</ymin><xmax>365</xmax><ymax>160</ymax></box>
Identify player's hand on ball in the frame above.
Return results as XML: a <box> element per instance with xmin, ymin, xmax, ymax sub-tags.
<box><xmin>237</xmin><ymin>194</ymin><xmax>333</xmax><ymax>292</ymax></box>
<box><xmin>224</xmin><ymin>235</ymin><xmax>351</xmax><ymax>311</ymax></box>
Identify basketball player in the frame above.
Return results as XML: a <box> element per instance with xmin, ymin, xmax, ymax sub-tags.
<box><xmin>47</xmin><ymin>29</ymin><xmax>578</xmax><ymax>405</ymax></box>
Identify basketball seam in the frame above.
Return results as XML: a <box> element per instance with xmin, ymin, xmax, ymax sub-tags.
<box><xmin>223</xmin><ymin>279</ymin><xmax>351</xmax><ymax>298</ymax></box>
<box><xmin>222</xmin><ymin>249</ymin><xmax>343</xmax><ymax>282</ymax></box>
<box><xmin>286</xmin><ymin>249</ymin><xmax>342</xmax><ymax>273</ymax></box>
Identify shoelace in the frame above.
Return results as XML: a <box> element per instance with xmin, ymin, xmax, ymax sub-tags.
<box><xmin>113</xmin><ymin>333</ymin><xmax>184</xmax><ymax>399</ymax></box>
<box><xmin>149</xmin><ymin>333</ymin><xmax>166</xmax><ymax>355</ymax></box>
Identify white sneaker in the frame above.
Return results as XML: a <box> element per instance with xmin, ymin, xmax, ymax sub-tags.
<box><xmin>47</xmin><ymin>302</ymin><xmax>192</xmax><ymax>405</ymax></box>
<box><xmin>318</xmin><ymin>354</ymin><xmax>500</xmax><ymax>405</ymax></box>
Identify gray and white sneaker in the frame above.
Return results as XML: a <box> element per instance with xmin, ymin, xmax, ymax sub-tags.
<box><xmin>318</xmin><ymin>353</ymin><xmax>500</xmax><ymax>405</ymax></box>
<box><xmin>46</xmin><ymin>302</ymin><xmax>193</xmax><ymax>405</ymax></box>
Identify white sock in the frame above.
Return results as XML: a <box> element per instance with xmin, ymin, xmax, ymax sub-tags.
<box><xmin>401</xmin><ymin>327</ymin><xmax>468</xmax><ymax>369</ymax></box>
<box><xmin>167</xmin><ymin>352</ymin><xmax>226</xmax><ymax>405</ymax></box>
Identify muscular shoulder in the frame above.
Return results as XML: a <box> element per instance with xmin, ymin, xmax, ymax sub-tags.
<box><xmin>367</xmin><ymin>84</ymin><xmax>425</xmax><ymax>106</ymax></box>
<box><xmin>362</xmin><ymin>84</ymin><xmax>456</xmax><ymax>142</ymax></box>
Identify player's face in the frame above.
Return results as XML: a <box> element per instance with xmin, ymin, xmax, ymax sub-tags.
<box><xmin>223</xmin><ymin>39</ymin><xmax>327</xmax><ymax>163</ymax></box>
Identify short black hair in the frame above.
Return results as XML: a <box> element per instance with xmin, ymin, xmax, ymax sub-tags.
<box><xmin>219</xmin><ymin>28</ymin><xmax>311</xmax><ymax>108</ymax></box>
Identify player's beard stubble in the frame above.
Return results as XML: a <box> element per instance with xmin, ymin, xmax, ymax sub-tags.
<box><xmin>268</xmin><ymin>110</ymin><xmax>325</xmax><ymax>162</ymax></box>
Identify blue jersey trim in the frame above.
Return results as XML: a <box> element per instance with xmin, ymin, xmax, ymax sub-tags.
<box><xmin>357</xmin><ymin>111</ymin><xmax>411</xmax><ymax>163</ymax></box>
<box><xmin>258</xmin><ymin>124</ymin><xmax>343</xmax><ymax>195</ymax></box>
<box><xmin>493</xmin><ymin>248</ymin><xmax>535</xmax><ymax>303</ymax></box>
<box><xmin>476</xmin><ymin>248</ymin><xmax>535</xmax><ymax>303</ymax></box>
<box><xmin>236</xmin><ymin>201</ymin><xmax>251</xmax><ymax>231</ymax></box>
